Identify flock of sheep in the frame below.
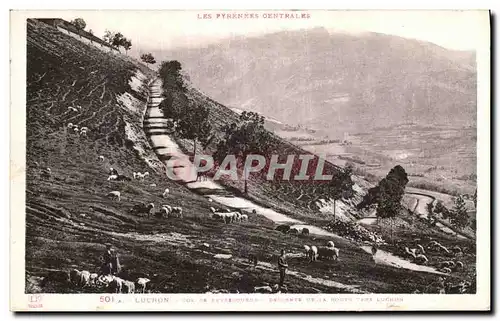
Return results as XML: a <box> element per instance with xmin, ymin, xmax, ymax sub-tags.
<box><xmin>69</xmin><ymin>268</ymin><xmax>151</xmax><ymax>294</ymax></box>
<box><xmin>209</xmin><ymin>206</ymin><xmax>249</xmax><ymax>224</ymax></box>
<box><xmin>304</xmin><ymin>241</ymin><xmax>340</xmax><ymax>262</ymax></box>
<box><xmin>67</xmin><ymin>122</ymin><xmax>89</xmax><ymax>137</ymax></box>
<box><xmin>397</xmin><ymin>240</ymin><xmax>466</xmax><ymax>273</ymax></box>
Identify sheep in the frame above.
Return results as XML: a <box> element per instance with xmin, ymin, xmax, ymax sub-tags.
<box><xmin>327</xmin><ymin>241</ymin><xmax>335</xmax><ymax>248</ymax></box>
<box><xmin>122</xmin><ymin>280</ymin><xmax>136</xmax><ymax>294</ymax></box>
<box><xmin>89</xmin><ymin>273</ymin><xmax>98</xmax><ymax>286</ymax></box>
<box><xmin>80</xmin><ymin>130</ymin><xmax>88</xmax><ymax>137</ymax></box>
<box><xmin>41</xmin><ymin>167</ymin><xmax>52</xmax><ymax>178</ymax></box>
<box><xmin>98</xmin><ymin>155</ymin><xmax>105</xmax><ymax>162</ymax></box>
<box><xmin>171</xmin><ymin>206</ymin><xmax>183</xmax><ymax>218</ymax></box>
<box><xmin>107</xmin><ymin>191</ymin><xmax>121</xmax><ymax>202</ymax></box>
<box><xmin>130</xmin><ymin>203</ymin><xmax>155</xmax><ymax>217</ymax></box>
<box><xmin>157</xmin><ymin>205</ymin><xmax>172</xmax><ymax>218</ymax></box>
<box><xmin>288</xmin><ymin>228</ymin><xmax>299</xmax><ymax>235</ymax></box>
<box><xmin>301</xmin><ymin>228</ymin><xmax>310</xmax><ymax>236</ymax></box>
<box><xmin>136</xmin><ymin>277</ymin><xmax>151</xmax><ymax>294</ymax></box>
<box><xmin>69</xmin><ymin>269</ymin><xmax>82</xmax><ymax>286</ymax></box>
<box><xmin>241</xmin><ymin>214</ymin><xmax>248</xmax><ymax>221</ymax></box>
<box><xmin>96</xmin><ymin>274</ymin><xmax>115</xmax><ymax>287</ymax></box>
<box><xmin>208</xmin><ymin>198</ymin><xmax>213</xmax><ymax>203</ymax></box>
<box><xmin>304</xmin><ymin>245</ymin><xmax>311</xmax><ymax>258</ymax></box>
<box><xmin>143</xmin><ymin>172</ymin><xmax>150</xmax><ymax>178</ymax></box>
<box><xmin>109</xmin><ymin>168</ymin><xmax>119</xmax><ymax>176</ymax></box>
<box><xmin>318</xmin><ymin>246</ymin><xmax>339</xmax><ymax>260</ymax></box>
<box><xmin>309</xmin><ymin>246</ymin><xmax>319</xmax><ymax>262</ymax></box>
<box><xmin>80</xmin><ymin>126</ymin><xmax>89</xmax><ymax>132</ymax></box>
<box><xmin>275</xmin><ymin>225</ymin><xmax>290</xmax><ymax>234</ymax></box>
<box><xmin>107</xmin><ymin>174</ymin><xmax>118</xmax><ymax>181</ymax></box>
<box><xmin>73</xmin><ymin>127</ymin><xmax>80</xmax><ymax>134</ymax></box>
<box><xmin>455</xmin><ymin>261</ymin><xmax>464</xmax><ymax>270</ymax></box>
<box><xmin>161</xmin><ymin>188</ymin><xmax>170</xmax><ymax>198</ymax></box>
<box><xmin>108</xmin><ymin>277</ymin><xmax>124</xmax><ymax>293</ymax></box>
<box><xmin>80</xmin><ymin>270</ymin><xmax>91</xmax><ymax>287</ymax></box>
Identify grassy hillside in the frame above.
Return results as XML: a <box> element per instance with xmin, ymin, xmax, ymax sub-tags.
<box><xmin>25</xmin><ymin>19</ymin><xmax>475</xmax><ymax>295</ymax></box>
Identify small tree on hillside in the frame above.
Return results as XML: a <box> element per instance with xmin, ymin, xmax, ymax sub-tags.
<box><xmin>214</xmin><ymin>111</ymin><xmax>275</xmax><ymax>194</ymax></box>
<box><xmin>122</xmin><ymin>38</ymin><xmax>132</xmax><ymax>55</ymax></box>
<box><xmin>176</xmin><ymin>104</ymin><xmax>212</xmax><ymax>154</ymax></box>
<box><xmin>141</xmin><ymin>53</ymin><xmax>156</xmax><ymax>67</ymax></box>
<box><xmin>70</xmin><ymin>18</ymin><xmax>86</xmax><ymax>35</ymax></box>
<box><xmin>357</xmin><ymin>165</ymin><xmax>408</xmax><ymax>242</ymax></box>
<box><xmin>329</xmin><ymin>164</ymin><xmax>355</xmax><ymax>222</ymax></box>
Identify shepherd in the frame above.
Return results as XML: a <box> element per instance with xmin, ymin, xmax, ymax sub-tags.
<box><xmin>278</xmin><ymin>249</ymin><xmax>288</xmax><ymax>290</ymax></box>
<box><xmin>101</xmin><ymin>243</ymin><xmax>121</xmax><ymax>276</ymax></box>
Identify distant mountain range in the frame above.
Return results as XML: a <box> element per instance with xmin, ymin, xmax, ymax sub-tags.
<box><xmin>157</xmin><ymin>27</ymin><xmax>476</xmax><ymax>137</ymax></box>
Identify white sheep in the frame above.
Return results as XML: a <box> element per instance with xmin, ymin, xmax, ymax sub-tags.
<box><xmin>107</xmin><ymin>174</ymin><xmax>118</xmax><ymax>181</ymax></box>
<box><xmin>73</xmin><ymin>127</ymin><xmax>80</xmax><ymax>134</ymax></box>
<box><xmin>41</xmin><ymin>167</ymin><xmax>52</xmax><ymax>178</ymax></box>
<box><xmin>80</xmin><ymin>270</ymin><xmax>91</xmax><ymax>287</ymax></box>
<box><xmin>160</xmin><ymin>205</ymin><xmax>172</xmax><ymax>217</ymax></box>
<box><xmin>98</xmin><ymin>155</ymin><xmax>105</xmax><ymax>162</ymax></box>
<box><xmin>208</xmin><ymin>198</ymin><xmax>213</xmax><ymax>203</ymax></box>
<box><xmin>67</xmin><ymin>123</ymin><xmax>74</xmax><ymax>129</ymax></box>
<box><xmin>309</xmin><ymin>246</ymin><xmax>318</xmax><ymax>262</ymax></box>
<box><xmin>171</xmin><ymin>206</ymin><xmax>183</xmax><ymax>218</ymax></box>
<box><xmin>109</xmin><ymin>276</ymin><xmax>124</xmax><ymax>293</ymax></box>
<box><xmin>162</xmin><ymin>188</ymin><xmax>170</xmax><ymax>197</ymax></box>
<box><xmin>107</xmin><ymin>191</ymin><xmax>121</xmax><ymax>201</ymax></box>
<box><xmin>136</xmin><ymin>277</ymin><xmax>150</xmax><ymax>293</ymax></box>
<box><xmin>327</xmin><ymin>241</ymin><xmax>335</xmax><ymax>248</ymax></box>
<box><xmin>123</xmin><ymin>280</ymin><xmax>136</xmax><ymax>294</ymax></box>
<box><xmin>241</xmin><ymin>214</ymin><xmax>248</xmax><ymax>221</ymax></box>
<box><xmin>89</xmin><ymin>273</ymin><xmax>98</xmax><ymax>286</ymax></box>
<box><xmin>304</xmin><ymin>245</ymin><xmax>311</xmax><ymax>258</ymax></box>
<box><xmin>80</xmin><ymin>126</ymin><xmax>89</xmax><ymax>132</ymax></box>
<box><xmin>455</xmin><ymin>261</ymin><xmax>464</xmax><ymax>269</ymax></box>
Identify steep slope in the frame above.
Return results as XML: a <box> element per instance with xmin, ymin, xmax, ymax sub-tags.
<box><xmin>159</xmin><ymin>27</ymin><xmax>476</xmax><ymax>137</ymax></box>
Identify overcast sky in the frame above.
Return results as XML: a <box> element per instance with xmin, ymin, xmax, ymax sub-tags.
<box><xmin>35</xmin><ymin>10</ymin><xmax>487</xmax><ymax>53</ymax></box>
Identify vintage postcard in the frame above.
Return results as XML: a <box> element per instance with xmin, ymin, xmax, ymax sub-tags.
<box><xmin>10</xmin><ymin>9</ymin><xmax>490</xmax><ymax>311</ymax></box>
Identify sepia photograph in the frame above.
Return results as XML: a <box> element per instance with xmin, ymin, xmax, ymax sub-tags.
<box><xmin>10</xmin><ymin>9</ymin><xmax>490</xmax><ymax>311</ymax></box>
